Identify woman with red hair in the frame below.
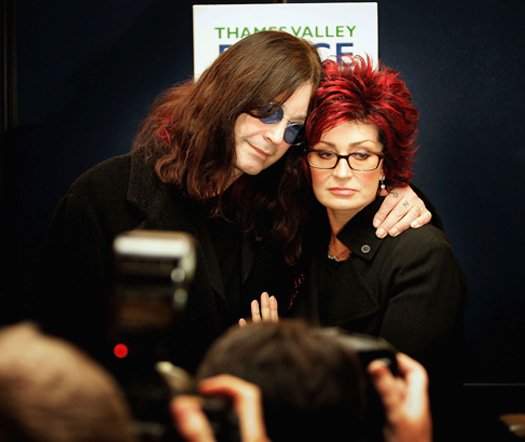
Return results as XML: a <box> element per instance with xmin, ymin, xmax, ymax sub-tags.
<box><xmin>280</xmin><ymin>57</ymin><xmax>469</xmax><ymax>440</ymax></box>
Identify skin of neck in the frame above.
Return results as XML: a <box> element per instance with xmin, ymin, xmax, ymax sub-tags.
<box><xmin>327</xmin><ymin>207</ymin><xmax>360</xmax><ymax>238</ymax></box>
<box><xmin>326</xmin><ymin>190</ymin><xmax>381</xmax><ymax>249</ymax></box>
<box><xmin>327</xmin><ymin>209</ymin><xmax>359</xmax><ymax>256</ymax></box>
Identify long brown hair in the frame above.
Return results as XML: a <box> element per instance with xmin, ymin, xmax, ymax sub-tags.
<box><xmin>132</xmin><ymin>31</ymin><xmax>322</xmax><ymax>202</ymax></box>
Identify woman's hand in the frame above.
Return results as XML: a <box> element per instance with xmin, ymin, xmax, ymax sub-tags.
<box><xmin>374</xmin><ymin>186</ymin><xmax>432</xmax><ymax>238</ymax></box>
<box><xmin>368</xmin><ymin>353</ymin><xmax>433</xmax><ymax>442</ymax></box>
<box><xmin>239</xmin><ymin>292</ymin><xmax>279</xmax><ymax>327</ymax></box>
<box><xmin>171</xmin><ymin>374</ymin><xmax>270</xmax><ymax>442</ymax></box>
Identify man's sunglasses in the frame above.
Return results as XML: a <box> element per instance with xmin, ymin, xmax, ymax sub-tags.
<box><xmin>252</xmin><ymin>102</ymin><xmax>305</xmax><ymax>145</ymax></box>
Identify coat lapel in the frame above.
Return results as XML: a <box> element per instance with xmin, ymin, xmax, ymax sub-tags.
<box><xmin>125</xmin><ymin>154</ymin><xmax>227</xmax><ymax>300</ymax></box>
<box><xmin>241</xmin><ymin>232</ymin><xmax>256</xmax><ymax>284</ymax></box>
<box><xmin>124</xmin><ymin>154</ymin><xmax>258</xmax><ymax>303</ymax></box>
<box><xmin>308</xmin><ymin>198</ymin><xmax>388</xmax><ymax>328</ymax></box>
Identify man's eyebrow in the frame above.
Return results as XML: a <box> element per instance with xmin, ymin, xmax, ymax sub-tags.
<box><xmin>287</xmin><ymin>112</ymin><xmax>307</xmax><ymax>123</ymax></box>
<box><xmin>296</xmin><ymin>113</ymin><xmax>308</xmax><ymax>122</ymax></box>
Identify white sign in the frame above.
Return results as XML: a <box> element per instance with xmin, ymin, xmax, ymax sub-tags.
<box><xmin>193</xmin><ymin>3</ymin><xmax>378</xmax><ymax>79</ymax></box>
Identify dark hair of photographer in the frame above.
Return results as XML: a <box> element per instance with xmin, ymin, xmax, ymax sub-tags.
<box><xmin>195</xmin><ymin>320</ymin><xmax>387</xmax><ymax>442</ymax></box>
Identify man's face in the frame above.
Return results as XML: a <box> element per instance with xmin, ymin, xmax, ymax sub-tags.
<box><xmin>232</xmin><ymin>81</ymin><xmax>313</xmax><ymax>180</ymax></box>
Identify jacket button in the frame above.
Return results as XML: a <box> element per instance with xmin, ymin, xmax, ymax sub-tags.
<box><xmin>361</xmin><ymin>244</ymin><xmax>371</xmax><ymax>254</ymax></box>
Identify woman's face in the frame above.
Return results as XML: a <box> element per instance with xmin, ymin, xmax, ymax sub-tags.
<box><xmin>309</xmin><ymin>121</ymin><xmax>384</xmax><ymax>223</ymax></box>
<box><xmin>232</xmin><ymin>81</ymin><xmax>313</xmax><ymax>180</ymax></box>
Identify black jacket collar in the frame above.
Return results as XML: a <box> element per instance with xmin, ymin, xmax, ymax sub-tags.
<box><xmin>336</xmin><ymin>196</ymin><xmax>386</xmax><ymax>261</ymax></box>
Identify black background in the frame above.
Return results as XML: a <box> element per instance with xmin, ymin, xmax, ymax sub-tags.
<box><xmin>2</xmin><ymin>0</ymin><xmax>524</xmax><ymax>398</ymax></box>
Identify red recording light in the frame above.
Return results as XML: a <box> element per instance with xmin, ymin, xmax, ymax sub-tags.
<box><xmin>113</xmin><ymin>343</ymin><xmax>129</xmax><ymax>358</ymax></box>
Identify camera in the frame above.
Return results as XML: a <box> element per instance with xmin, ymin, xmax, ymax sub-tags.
<box><xmin>316</xmin><ymin>328</ymin><xmax>399</xmax><ymax>439</ymax></box>
<box><xmin>332</xmin><ymin>330</ymin><xmax>399</xmax><ymax>376</ymax></box>
<box><xmin>110</xmin><ymin>230</ymin><xmax>197</xmax><ymax>440</ymax></box>
<box><xmin>111</xmin><ymin>230</ymin><xmax>196</xmax><ymax>362</ymax></box>
<box><xmin>341</xmin><ymin>331</ymin><xmax>398</xmax><ymax>437</ymax></box>
<box><xmin>109</xmin><ymin>230</ymin><xmax>239</xmax><ymax>441</ymax></box>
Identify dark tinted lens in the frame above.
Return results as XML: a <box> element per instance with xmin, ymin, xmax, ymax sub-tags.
<box><xmin>258</xmin><ymin>105</ymin><xmax>283</xmax><ymax>124</ymax></box>
<box><xmin>284</xmin><ymin>123</ymin><xmax>304</xmax><ymax>145</ymax></box>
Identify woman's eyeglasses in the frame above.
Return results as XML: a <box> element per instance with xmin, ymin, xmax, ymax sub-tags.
<box><xmin>306</xmin><ymin>149</ymin><xmax>384</xmax><ymax>171</ymax></box>
<box><xmin>252</xmin><ymin>103</ymin><xmax>305</xmax><ymax>145</ymax></box>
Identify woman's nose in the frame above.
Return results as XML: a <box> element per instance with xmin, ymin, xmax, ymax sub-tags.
<box><xmin>332</xmin><ymin>157</ymin><xmax>354</xmax><ymax>178</ymax></box>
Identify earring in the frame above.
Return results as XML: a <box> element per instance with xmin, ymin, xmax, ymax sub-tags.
<box><xmin>380</xmin><ymin>177</ymin><xmax>386</xmax><ymax>190</ymax></box>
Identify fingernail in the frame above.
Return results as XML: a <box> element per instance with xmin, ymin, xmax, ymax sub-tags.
<box><xmin>376</xmin><ymin>228</ymin><xmax>386</xmax><ymax>238</ymax></box>
<box><xmin>411</xmin><ymin>222</ymin><xmax>420</xmax><ymax>229</ymax></box>
<box><xmin>373</xmin><ymin>219</ymin><xmax>382</xmax><ymax>228</ymax></box>
<box><xmin>367</xmin><ymin>360</ymin><xmax>387</xmax><ymax>376</ymax></box>
<box><xmin>389</xmin><ymin>228</ymin><xmax>399</xmax><ymax>237</ymax></box>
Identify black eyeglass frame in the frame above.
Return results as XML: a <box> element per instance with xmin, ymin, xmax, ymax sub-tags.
<box><xmin>249</xmin><ymin>102</ymin><xmax>305</xmax><ymax>146</ymax></box>
<box><xmin>305</xmin><ymin>149</ymin><xmax>384</xmax><ymax>171</ymax></box>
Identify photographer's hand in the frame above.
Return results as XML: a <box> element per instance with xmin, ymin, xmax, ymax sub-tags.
<box><xmin>368</xmin><ymin>353</ymin><xmax>433</xmax><ymax>442</ymax></box>
<box><xmin>171</xmin><ymin>375</ymin><xmax>270</xmax><ymax>442</ymax></box>
<box><xmin>171</xmin><ymin>395</ymin><xmax>215</xmax><ymax>442</ymax></box>
<box><xmin>238</xmin><ymin>292</ymin><xmax>279</xmax><ymax>327</ymax></box>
